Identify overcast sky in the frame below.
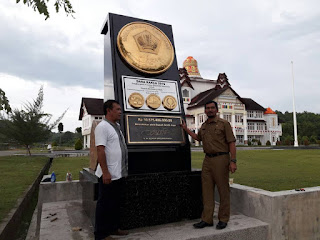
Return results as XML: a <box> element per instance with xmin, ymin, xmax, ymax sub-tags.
<box><xmin>0</xmin><ymin>0</ymin><xmax>319</xmax><ymax>132</ymax></box>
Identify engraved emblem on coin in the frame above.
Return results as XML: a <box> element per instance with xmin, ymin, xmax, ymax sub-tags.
<box><xmin>117</xmin><ymin>22</ymin><xmax>174</xmax><ymax>74</ymax></box>
<box><xmin>128</xmin><ymin>92</ymin><xmax>144</xmax><ymax>108</ymax></box>
<box><xmin>162</xmin><ymin>95</ymin><xmax>177</xmax><ymax>111</ymax></box>
<box><xmin>146</xmin><ymin>94</ymin><xmax>161</xmax><ymax>109</ymax></box>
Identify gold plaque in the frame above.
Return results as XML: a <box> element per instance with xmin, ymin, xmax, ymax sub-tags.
<box><xmin>162</xmin><ymin>95</ymin><xmax>177</xmax><ymax>110</ymax></box>
<box><xmin>128</xmin><ymin>92</ymin><xmax>144</xmax><ymax>108</ymax></box>
<box><xmin>117</xmin><ymin>22</ymin><xmax>174</xmax><ymax>74</ymax></box>
<box><xmin>146</xmin><ymin>94</ymin><xmax>161</xmax><ymax>109</ymax></box>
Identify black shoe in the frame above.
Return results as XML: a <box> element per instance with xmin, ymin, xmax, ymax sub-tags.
<box><xmin>216</xmin><ymin>221</ymin><xmax>227</xmax><ymax>230</ymax></box>
<box><xmin>193</xmin><ymin>221</ymin><xmax>213</xmax><ymax>228</ymax></box>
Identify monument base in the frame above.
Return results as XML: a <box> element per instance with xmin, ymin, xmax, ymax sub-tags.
<box><xmin>80</xmin><ymin>168</ymin><xmax>202</xmax><ymax>229</ymax></box>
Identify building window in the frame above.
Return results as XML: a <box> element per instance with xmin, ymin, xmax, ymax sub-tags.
<box><xmin>182</xmin><ymin>89</ymin><xmax>190</xmax><ymax>103</ymax></box>
<box><xmin>272</xmin><ymin>118</ymin><xmax>275</xmax><ymax>127</ymax></box>
<box><xmin>221</xmin><ymin>104</ymin><xmax>233</xmax><ymax>109</ymax></box>
<box><xmin>235</xmin><ymin>114</ymin><xmax>243</xmax><ymax>123</ymax></box>
<box><xmin>199</xmin><ymin>114</ymin><xmax>207</xmax><ymax>124</ymax></box>
<box><xmin>248</xmin><ymin>111</ymin><xmax>254</xmax><ymax>118</ymax></box>
<box><xmin>236</xmin><ymin>135</ymin><xmax>244</xmax><ymax>144</ymax></box>
<box><xmin>83</xmin><ymin>118</ymin><xmax>89</xmax><ymax>128</ymax></box>
<box><xmin>257</xmin><ymin>122</ymin><xmax>265</xmax><ymax>130</ymax></box>
<box><xmin>248</xmin><ymin>122</ymin><xmax>254</xmax><ymax>130</ymax></box>
<box><xmin>248</xmin><ymin>135</ymin><xmax>261</xmax><ymax>143</ymax></box>
<box><xmin>223</xmin><ymin>114</ymin><xmax>231</xmax><ymax>123</ymax></box>
<box><xmin>183</xmin><ymin>89</ymin><xmax>189</xmax><ymax>97</ymax></box>
<box><xmin>256</xmin><ymin>111</ymin><xmax>263</xmax><ymax>118</ymax></box>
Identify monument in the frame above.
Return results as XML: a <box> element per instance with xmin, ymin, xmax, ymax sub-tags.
<box><xmin>80</xmin><ymin>13</ymin><xmax>202</xmax><ymax>230</ymax></box>
<box><xmin>101</xmin><ymin>13</ymin><xmax>191</xmax><ymax>174</ymax></box>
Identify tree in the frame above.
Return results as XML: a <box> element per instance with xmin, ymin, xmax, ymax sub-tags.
<box><xmin>1</xmin><ymin>86</ymin><xmax>66</xmax><ymax>155</ymax></box>
<box><xmin>61</xmin><ymin>131</ymin><xmax>74</xmax><ymax>145</ymax></box>
<box><xmin>58</xmin><ymin>122</ymin><xmax>64</xmax><ymax>132</ymax></box>
<box><xmin>276</xmin><ymin>110</ymin><xmax>320</xmax><ymax>141</ymax></box>
<box><xmin>0</xmin><ymin>88</ymin><xmax>11</xmax><ymax>114</ymax></box>
<box><xmin>74</xmin><ymin>138</ymin><xmax>83</xmax><ymax>150</ymax></box>
<box><xmin>75</xmin><ymin>127</ymin><xmax>82</xmax><ymax>133</ymax></box>
<box><xmin>58</xmin><ymin>122</ymin><xmax>63</xmax><ymax>145</ymax></box>
<box><xmin>16</xmin><ymin>0</ymin><xmax>75</xmax><ymax>20</ymax></box>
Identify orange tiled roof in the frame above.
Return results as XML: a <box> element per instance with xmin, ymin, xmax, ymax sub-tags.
<box><xmin>264</xmin><ymin>107</ymin><xmax>276</xmax><ymax>114</ymax></box>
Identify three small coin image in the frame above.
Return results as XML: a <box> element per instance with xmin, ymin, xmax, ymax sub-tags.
<box><xmin>162</xmin><ymin>95</ymin><xmax>177</xmax><ymax>110</ymax></box>
<box><xmin>146</xmin><ymin>94</ymin><xmax>161</xmax><ymax>109</ymax></box>
<box><xmin>128</xmin><ymin>92</ymin><xmax>144</xmax><ymax>108</ymax></box>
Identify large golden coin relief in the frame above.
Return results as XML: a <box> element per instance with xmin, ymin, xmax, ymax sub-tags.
<box><xmin>162</xmin><ymin>95</ymin><xmax>177</xmax><ymax>111</ymax></box>
<box><xmin>146</xmin><ymin>94</ymin><xmax>161</xmax><ymax>109</ymax></box>
<box><xmin>128</xmin><ymin>93</ymin><xmax>144</xmax><ymax>108</ymax></box>
<box><xmin>117</xmin><ymin>22</ymin><xmax>174</xmax><ymax>74</ymax></box>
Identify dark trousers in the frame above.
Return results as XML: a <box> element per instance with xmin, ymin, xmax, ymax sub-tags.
<box><xmin>94</xmin><ymin>177</ymin><xmax>123</xmax><ymax>240</ymax></box>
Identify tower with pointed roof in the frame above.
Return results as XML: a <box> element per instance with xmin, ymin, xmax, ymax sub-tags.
<box><xmin>183</xmin><ymin>56</ymin><xmax>202</xmax><ymax>78</ymax></box>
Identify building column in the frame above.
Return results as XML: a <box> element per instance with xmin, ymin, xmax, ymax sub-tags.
<box><xmin>195</xmin><ymin>114</ymin><xmax>199</xmax><ymax>146</ymax></box>
<box><xmin>87</xmin><ymin>135</ymin><xmax>90</xmax><ymax>149</ymax></box>
<box><xmin>243</xmin><ymin>113</ymin><xmax>248</xmax><ymax>145</ymax></box>
<box><xmin>83</xmin><ymin>135</ymin><xmax>86</xmax><ymax>150</ymax></box>
<box><xmin>231</xmin><ymin>112</ymin><xmax>236</xmax><ymax>137</ymax></box>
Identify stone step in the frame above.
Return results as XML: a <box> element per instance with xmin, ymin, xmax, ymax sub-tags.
<box><xmin>38</xmin><ymin>200</ymin><xmax>268</xmax><ymax>240</ymax></box>
<box><xmin>120</xmin><ymin>215</ymin><xmax>269</xmax><ymax>240</ymax></box>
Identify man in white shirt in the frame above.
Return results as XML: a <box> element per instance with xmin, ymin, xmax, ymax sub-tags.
<box><xmin>94</xmin><ymin>100</ymin><xmax>128</xmax><ymax>240</ymax></box>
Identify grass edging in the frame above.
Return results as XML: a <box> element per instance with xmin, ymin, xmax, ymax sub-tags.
<box><xmin>0</xmin><ymin>158</ymin><xmax>52</xmax><ymax>240</ymax></box>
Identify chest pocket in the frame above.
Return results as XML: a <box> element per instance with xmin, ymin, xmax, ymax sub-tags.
<box><xmin>214</xmin><ymin>124</ymin><xmax>224</xmax><ymax>135</ymax></box>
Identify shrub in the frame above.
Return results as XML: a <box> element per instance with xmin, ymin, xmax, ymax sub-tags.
<box><xmin>258</xmin><ymin>140</ymin><xmax>262</xmax><ymax>145</ymax></box>
<box><xmin>248</xmin><ymin>140</ymin><xmax>252</xmax><ymax>146</ymax></box>
<box><xmin>302</xmin><ymin>136</ymin><xmax>310</xmax><ymax>146</ymax></box>
<box><xmin>284</xmin><ymin>135</ymin><xmax>293</xmax><ymax>145</ymax></box>
<box><xmin>266</xmin><ymin>140</ymin><xmax>271</xmax><ymax>146</ymax></box>
<box><xmin>276</xmin><ymin>140</ymin><xmax>281</xmax><ymax>146</ymax></box>
<box><xmin>74</xmin><ymin>138</ymin><xmax>83</xmax><ymax>150</ymax></box>
<box><xmin>52</xmin><ymin>141</ymin><xmax>57</xmax><ymax>147</ymax></box>
<box><xmin>310</xmin><ymin>135</ymin><xmax>317</xmax><ymax>144</ymax></box>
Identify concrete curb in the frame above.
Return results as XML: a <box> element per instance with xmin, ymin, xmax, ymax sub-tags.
<box><xmin>0</xmin><ymin>158</ymin><xmax>52</xmax><ymax>240</ymax></box>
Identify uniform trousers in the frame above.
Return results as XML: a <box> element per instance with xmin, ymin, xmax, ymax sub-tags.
<box><xmin>94</xmin><ymin>177</ymin><xmax>123</xmax><ymax>240</ymax></box>
<box><xmin>201</xmin><ymin>154</ymin><xmax>230</xmax><ymax>224</ymax></box>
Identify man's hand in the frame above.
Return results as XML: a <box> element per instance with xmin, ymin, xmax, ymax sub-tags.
<box><xmin>180</xmin><ymin>119</ymin><xmax>187</xmax><ymax>131</ymax></box>
<box><xmin>102</xmin><ymin>171</ymin><xmax>112</xmax><ymax>184</ymax></box>
<box><xmin>180</xmin><ymin>119</ymin><xmax>200</xmax><ymax>141</ymax></box>
<box><xmin>229</xmin><ymin>162</ymin><xmax>237</xmax><ymax>173</ymax></box>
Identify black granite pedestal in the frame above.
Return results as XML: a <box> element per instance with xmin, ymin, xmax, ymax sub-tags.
<box><xmin>80</xmin><ymin>168</ymin><xmax>202</xmax><ymax>229</ymax></box>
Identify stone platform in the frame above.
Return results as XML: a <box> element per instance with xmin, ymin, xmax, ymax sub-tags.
<box><xmin>37</xmin><ymin>200</ymin><xmax>268</xmax><ymax>240</ymax></box>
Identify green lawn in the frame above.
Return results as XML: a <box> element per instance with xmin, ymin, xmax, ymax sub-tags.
<box><xmin>2</xmin><ymin>149</ymin><xmax>318</xmax><ymax>223</ymax></box>
<box><xmin>0</xmin><ymin>156</ymin><xmax>47</xmax><ymax>223</ymax></box>
<box><xmin>49</xmin><ymin>156</ymin><xmax>90</xmax><ymax>181</ymax></box>
<box><xmin>192</xmin><ymin>149</ymin><xmax>320</xmax><ymax>191</ymax></box>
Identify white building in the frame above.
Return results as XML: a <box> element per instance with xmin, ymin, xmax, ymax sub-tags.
<box><xmin>78</xmin><ymin>56</ymin><xmax>282</xmax><ymax>147</ymax></box>
<box><xmin>78</xmin><ymin>98</ymin><xmax>104</xmax><ymax>149</ymax></box>
<box><xmin>180</xmin><ymin>56</ymin><xmax>282</xmax><ymax>145</ymax></box>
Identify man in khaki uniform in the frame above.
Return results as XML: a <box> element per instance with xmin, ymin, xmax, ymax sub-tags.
<box><xmin>181</xmin><ymin>100</ymin><xmax>237</xmax><ymax>230</ymax></box>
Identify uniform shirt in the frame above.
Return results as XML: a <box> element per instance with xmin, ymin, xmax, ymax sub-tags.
<box><xmin>198</xmin><ymin>115</ymin><xmax>236</xmax><ymax>154</ymax></box>
<box><xmin>95</xmin><ymin>120</ymin><xmax>127</xmax><ymax>181</ymax></box>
